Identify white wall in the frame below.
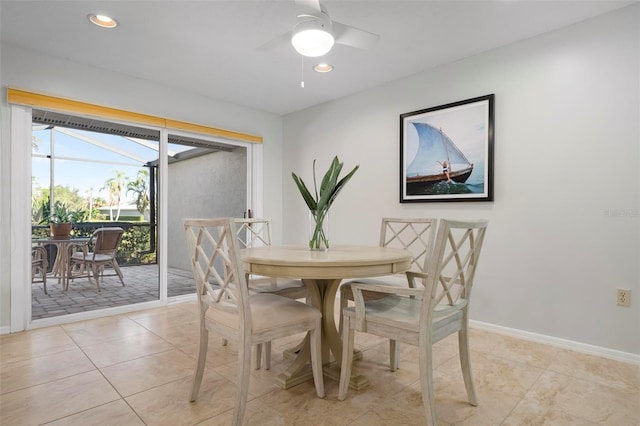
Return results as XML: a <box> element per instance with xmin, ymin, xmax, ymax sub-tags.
<box><xmin>0</xmin><ymin>46</ymin><xmax>285</xmax><ymax>329</ymax></box>
<box><xmin>283</xmin><ymin>5</ymin><xmax>640</xmax><ymax>355</ymax></box>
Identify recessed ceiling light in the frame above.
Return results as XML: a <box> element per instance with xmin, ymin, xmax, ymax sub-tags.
<box><xmin>88</xmin><ymin>14</ymin><xmax>118</xmax><ymax>28</ymax></box>
<box><xmin>313</xmin><ymin>63</ymin><xmax>334</xmax><ymax>73</ymax></box>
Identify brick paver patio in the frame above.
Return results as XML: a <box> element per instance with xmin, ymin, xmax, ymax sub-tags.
<box><xmin>31</xmin><ymin>265</ymin><xmax>195</xmax><ymax>320</ymax></box>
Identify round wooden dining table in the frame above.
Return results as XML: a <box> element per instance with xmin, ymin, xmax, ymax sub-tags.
<box><xmin>241</xmin><ymin>245</ymin><xmax>412</xmax><ymax>390</ymax></box>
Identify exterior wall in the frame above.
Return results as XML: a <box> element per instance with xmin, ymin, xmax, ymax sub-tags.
<box><xmin>167</xmin><ymin>148</ymin><xmax>247</xmax><ymax>271</ymax></box>
<box><xmin>283</xmin><ymin>5</ymin><xmax>640</xmax><ymax>355</ymax></box>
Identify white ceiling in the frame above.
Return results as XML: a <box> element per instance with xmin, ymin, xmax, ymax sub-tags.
<box><xmin>1</xmin><ymin>1</ymin><xmax>633</xmax><ymax>115</ymax></box>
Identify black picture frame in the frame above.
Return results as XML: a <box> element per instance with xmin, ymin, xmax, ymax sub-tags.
<box><xmin>400</xmin><ymin>94</ymin><xmax>494</xmax><ymax>202</ymax></box>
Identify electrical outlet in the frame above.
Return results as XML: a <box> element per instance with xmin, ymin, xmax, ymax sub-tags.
<box><xmin>617</xmin><ymin>288</ymin><xmax>631</xmax><ymax>307</ymax></box>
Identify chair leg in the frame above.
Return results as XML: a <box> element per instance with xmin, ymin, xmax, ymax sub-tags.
<box><xmin>254</xmin><ymin>341</ymin><xmax>271</xmax><ymax>370</ymax></box>
<box><xmin>264</xmin><ymin>341</ymin><xmax>271</xmax><ymax>370</ymax></box>
<box><xmin>418</xmin><ymin>338</ymin><xmax>438</xmax><ymax>425</ymax></box>
<box><xmin>33</xmin><ymin>264</ymin><xmax>48</xmax><ymax>295</ymax></box>
<box><xmin>338</xmin><ymin>289</ymin><xmax>348</xmax><ymax>335</ymax></box>
<box><xmin>255</xmin><ymin>343</ymin><xmax>262</xmax><ymax>370</ymax></box>
<box><xmin>390</xmin><ymin>339</ymin><xmax>400</xmax><ymax>371</ymax></box>
<box><xmin>338</xmin><ymin>316</ymin><xmax>355</xmax><ymax>400</ymax></box>
<box><xmin>190</xmin><ymin>322</ymin><xmax>209</xmax><ymax>401</ymax></box>
<box><xmin>112</xmin><ymin>260</ymin><xmax>125</xmax><ymax>286</ymax></box>
<box><xmin>309</xmin><ymin>319</ymin><xmax>325</xmax><ymax>398</ymax></box>
<box><xmin>66</xmin><ymin>262</ymin><xmax>74</xmax><ymax>291</ymax></box>
<box><xmin>459</xmin><ymin>322</ymin><xmax>478</xmax><ymax>406</ymax></box>
<box><xmin>92</xmin><ymin>264</ymin><xmax>101</xmax><ymax>292</ymax></box>
<box><xmin>232</xmin><ymin>336</ymin><xmax>252</xmax><ymax>426</ymax></box>
<box><xmin>42</xmin><ymin>267</ymin><xmax>47</xmax><ymax>295</ymax></box>
<box><xmin>79</xmin><ymin>262</ymin><xmax>94</xmax><ymax>286</ymax></box>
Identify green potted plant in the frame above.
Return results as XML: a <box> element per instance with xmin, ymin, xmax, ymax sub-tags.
<box><xmin>47</xmin><ymin>202</ymin><xmax>83</xmax><ymax>239</ymax></box>
<box><xmin>292</xmin><ymin>156</ymin><xmax>359</xmax><ymax>250</ymax></box>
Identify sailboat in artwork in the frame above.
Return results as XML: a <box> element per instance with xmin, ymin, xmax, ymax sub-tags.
<box><xmin>405</xmin><ymin>122</ymin><xmax>473</xmax><ymax>192</ymax></box>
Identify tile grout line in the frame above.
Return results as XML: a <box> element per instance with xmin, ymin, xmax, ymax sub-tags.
<box><xmin>66</xmin><ymin>320</ymin><xmax>213</xmax><ymax>425</ymax></box>
<box><xmin>66</xmin><ymin>324</ymin><xmax>182</xmax><ymax>425</ymax></box>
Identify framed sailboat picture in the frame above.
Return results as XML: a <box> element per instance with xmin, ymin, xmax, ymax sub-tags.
<box><xmin>400</xmin><ymin>94</ymin><xmax>494</xmax><ymax>202</ymax></box>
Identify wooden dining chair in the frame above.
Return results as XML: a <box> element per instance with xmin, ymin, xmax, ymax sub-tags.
<box><xmin>234</xmin><ymin>218</ymin><xmax>309</xmax><ymax>369</ymax></box>
<box><xmin>235</xmin><ymin>218</ymin><xmax>308</xmax><ymax>299</ymax></box>
<box><xmin>338</xmin><ymin>219</ymin><xmax>488</xmax><ymax>425</ymax></box>
<box><xmin>339</xmin><ymin>217</ymin><xmax>437</xmax><ymax>370</ymax></box>
<box><xmin>184</xmin><ymin>218</ymin><xmax>324</xmax><ymax>426</ymax></box>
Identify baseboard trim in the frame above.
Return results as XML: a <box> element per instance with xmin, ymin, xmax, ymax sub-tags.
<box><xmin>470</xmin><ymin>320</ymin><xmax>640</xmax><ymax>365</ymax></box>
<box><xmin>168</xmin><ymin>293</ymin><xmax>197</xmax><ymax>304</ymax></box>
<box><xmin>0</xmin><ymin>326</ymin><xmax>10</xmax><ymax>335</ymax></box>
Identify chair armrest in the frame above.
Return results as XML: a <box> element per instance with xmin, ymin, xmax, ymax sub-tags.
<box><xmin>67</xmin><ymin>242</ymin><xmax>89</xmax><ymax>259</ymax></box>
<box><xmin>405</xmin><ymin>271</ymin><xmax>429</xmax><ymax>289</ymax></box>
<box><xmin>349</xmin><ymin>282</ymin><xmax>423</xmax><ymax>330</ymax></box>
<box><xmin>350</xmin><ymin>283</ymin><xmax>422</xmax><ymax>298</ymax></box>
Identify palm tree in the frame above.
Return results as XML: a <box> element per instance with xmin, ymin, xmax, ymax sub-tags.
<box><xmin>101</xmin><ymin>170</ymin><xmax>127</xmax><ymax>221</ymax></box>
<box><xmin>127</xmin><ymin>169</ymin><xmax>150</xmax><ymax>215</ymax></box>
<box><xmin>86</xmin><ymin>187</ymin><xmax>94</xmax><ymax>219</ymax></box>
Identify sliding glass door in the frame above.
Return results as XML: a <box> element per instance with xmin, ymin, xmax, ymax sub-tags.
<box><xmin>165</xmin><ymin>132</ymin><xmax>248</xmax><ymax>298</ymax></box>
<box><xmin>30</xmin><ymin>117</ymin><xmax>161</xmax><ymax>320</ymax></box>
<box><xmin>29</xmin><ymin>112</ymin><xmax>252</xmax><ymax>321</ymax></box>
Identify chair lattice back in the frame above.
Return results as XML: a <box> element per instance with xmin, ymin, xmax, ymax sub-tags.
<box><xmin>424</xmin><ymin>220</ymin><xmax>488</xmax><ymax>312</ymax></box>
<box><xmin>184</xmin><ymin>218</ymin><xmax>250</xmax><ymax>318</ymax></box>
<box><xmin>234</xmin><ymin>218</ymin><xmax>272</xmax><ymax>248</ymax></box>
<box><xmin>380</xmin><ymin>218</ymin><xmax>438</xmax><ymax>273</ymax></box>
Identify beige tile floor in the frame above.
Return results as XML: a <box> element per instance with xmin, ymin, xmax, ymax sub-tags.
<box><xmin>1</xmin><ymin>300</ymin><xmax>638</xmax><ymax>425</ymax></box>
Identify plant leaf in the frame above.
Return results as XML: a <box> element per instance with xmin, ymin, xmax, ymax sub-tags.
<box><xmin>293</xmin><ymin>156</ymin><xmax>358</xmax><ymax>228</ymax></box>
<box><xmin>316</xmin><ymin>157</ymin><xmax>342</xmax><ymax>213</ymax></box>
<box><xmin>312</xmin><ymin>159</ymin><xmax>319</xmax><ymax>202</ymax></box>
<box><xmin>327</xmin><ymin>164</ymin><xmax>359</xmax><ymax>208</ymax></box>
<box><xmin>292</xmin><ymin>172</ymin><xmax>317</xmax><ymax>211</ymax></box>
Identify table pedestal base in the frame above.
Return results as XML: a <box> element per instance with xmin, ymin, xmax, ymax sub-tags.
<box><xmin>283</xmin><ymin>347</ymin><xmax>363</xmax><ymax>362</ymax></box>
<box><xmin>274</xmin><ymin>277</ymin><xmax>372</xmax><ymax>391</ymax></box>
<box><xmin>274</xmin><ymin>363</ymin><xmax>370</xmax><ymax>391</ymax></box>
<box><xmin>323</xmin><ymin>364</ymin><xmax>370</xmax><ymax>390</ymax></box>
<box><xmin>274</xmin><ymin>364</ymin><xmax>314</xmax><ymax>389</ymax></box>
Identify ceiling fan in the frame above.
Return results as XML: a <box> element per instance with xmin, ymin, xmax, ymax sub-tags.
<box><xmin>257</xmin><ymin>0</ymin><xmax>380</xmax><ymax>57</ymax></box>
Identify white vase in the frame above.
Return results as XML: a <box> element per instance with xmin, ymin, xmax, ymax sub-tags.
<box><xmin>309</xmin><ymin>210</ymin><xmax>329</xmax><ymax>251</ymax></box>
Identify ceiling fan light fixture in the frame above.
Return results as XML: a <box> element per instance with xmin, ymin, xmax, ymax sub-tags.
<box><xmin>88</xmin><ymin>14</ymin><xmax>118</xmax><ymax>28</ymax></box>
<box><xmin>291</xmin><ymin>19</ymin><xmax>334</xmax><ymax>57</ymax></box>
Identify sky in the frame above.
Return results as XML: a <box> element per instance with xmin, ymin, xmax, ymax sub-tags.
<box><xmin>32</xmin><ymin>127</ymin><xmax>189</xmax><ymax>204</ymax></box>
<box><xmin>403</xmin><ymin>99</ymin><xmax>490</xmax><ymax>169</ymax></box>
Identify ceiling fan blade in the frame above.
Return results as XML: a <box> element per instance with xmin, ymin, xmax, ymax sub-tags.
<box><xmin>256</xmin><ymin>31</ymin><xmax>292</xmax><ymax>52</ymax></box>
<box><xmin>333</xmin><ymin>21</ymin><xmax>380</xmax><ymax>49</ymax></box>
<box><xmin>294</xmin><ymin>0</ymin><xmax>323</xmax><ymax>15</ymax></box>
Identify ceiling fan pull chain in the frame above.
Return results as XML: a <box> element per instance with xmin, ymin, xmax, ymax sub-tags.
<box><xmin>300</xmin><ymin>56</ymin><xmax>305</xmax><ymax>88</ymax></box>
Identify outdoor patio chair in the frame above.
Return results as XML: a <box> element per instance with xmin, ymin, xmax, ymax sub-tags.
<box><xmin>184</xmin><ymin>218</ymin><xmax>324</xmax><ymax>426</ymax></box>
<box><xmin>338</xmin><ymin>219</ymin><xmax>488</xmax><ymax>425</ymax></box>
<box><xmin>31</xmin><ymin>246</ymin><xmax>48</xmax><ymax>294</ymax></box>
<box><xmin>67</xmin><ymin>227</ymin><xmax>125</xmax><ymax>292</ymax></box>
